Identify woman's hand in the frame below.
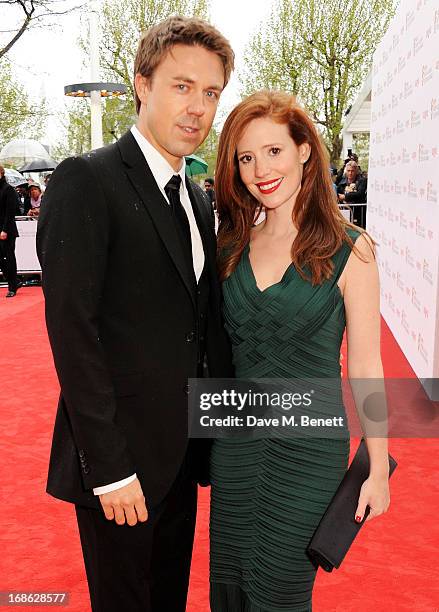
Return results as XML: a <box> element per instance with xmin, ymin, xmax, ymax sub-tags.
<box><xmin>355</xmin><ymin>474</ymin><xmax>390</xmax><ymax>523</ymax></box>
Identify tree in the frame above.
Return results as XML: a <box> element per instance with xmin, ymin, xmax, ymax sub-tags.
<box><xmin>193</xmin><ymin>123</ymin><xmax>219</xmax><ymax>178</ymax></box>
<box><xmin>0</xmin><ymin>0</ymin><xmax>82</xmax><ymax>59</ymax></box>
<box><xmin>52</xmin><ymin>102</ymin><xmax>91</xmax><ymax>160</ymax></box>
<box><xmin>353</xmin><ymin>133</ymin><xmax>370</xmax><ymax>172</ymax></box>
<box><xmin>241</xmin><ymin>0</ymin><xmax>397</xmax><ymax>163</ymax></box>
<box><xmin>0</xmin><ymin>57</ymin><xmax>47</xmax><ymax>150</ymax></box>
<box><xmin>53</xmin><ymin>95</ymin><xmax>133</xmax><ymax>159</ymax></box>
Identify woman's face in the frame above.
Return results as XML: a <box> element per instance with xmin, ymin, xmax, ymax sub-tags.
<box><xmin>236</xmin><ymin>117</ymin><xmax>310</xmax><ymax>210</ymax></box>
<box><xmin>30</xmin><ymin>187</ymin><xmax>40</xmax><ymax>199</ymax></box>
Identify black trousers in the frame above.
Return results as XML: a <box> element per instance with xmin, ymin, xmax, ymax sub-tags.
<box><xmin>75</xmin><ymin>447</ymin><xmax>198</xmax><ymax>612</ymax></box>
<box><xmin>0</xmin><ymin>236</ymin><xmax>18</xmax><ymax>291</ymax></box>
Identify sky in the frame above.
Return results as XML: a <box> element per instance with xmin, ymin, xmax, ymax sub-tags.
<box><xmin>4</xmin><ymin>0</ymin><xmax>272</xmax><ymax>150</ymax></box>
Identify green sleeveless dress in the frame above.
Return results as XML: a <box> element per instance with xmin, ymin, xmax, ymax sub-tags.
<box><xmin>210</xmin><ymin>229</ymin><xmax>361</xmax><ymax>612</ymax></box>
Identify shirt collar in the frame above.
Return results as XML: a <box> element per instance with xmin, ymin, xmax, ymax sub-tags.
<box><xmin>130</xmin><ymin>125</ymin><xmax>187</xmax><ymax>192</ymax></box>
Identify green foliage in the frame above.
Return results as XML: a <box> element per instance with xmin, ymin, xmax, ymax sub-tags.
<box><xmin>194</xmin><ymin>124</ymin><xmax>219</xmax><ymax>177</ymax></box>
<box><xmin>353</xmin><ymin>132</ymin><xmax>370</xmax><ymax>172</ymax></box>
<box><xmin>241</xmin><ymin>0</ymin><xmax>397</xmax><ymax>163</ymax></box>
<box><xmin>0</xmin><ymin>58</ymin><xmax>47</xmax><ymax>150</ymax></box>
<box><xmin>52</xmin><ymin>102</ymin><xmax>91</xmax><ymax>160</ymax></box>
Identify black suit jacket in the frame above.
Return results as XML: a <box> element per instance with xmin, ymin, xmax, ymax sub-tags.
<box><xmin>0</xmin><ymin>178</ymin><xmax>19</xmax><ymax>237</ymax></box>
<box><xmin>37</xmin><ymin>131</ymin><xmax>233</xmax><ymax>510</ymax></box>
<box><xmin>337</xmin><ymin>176</ymin><xmax>367</xmax><ymax>203</ymax></box>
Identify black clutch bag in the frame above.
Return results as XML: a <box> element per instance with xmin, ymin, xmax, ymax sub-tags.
<box><xmin>306</xmin><ymin>439</ymin><xmax>397</xmax><ymax>572</ymax></box>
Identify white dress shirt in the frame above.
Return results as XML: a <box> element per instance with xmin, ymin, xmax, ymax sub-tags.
<box><xmin>93</xmin><ymin>125</ymin><xmax>205</xmax><ymax>496</ymax></box>
<box><xmin>131</xmin><ymin>125</ymin><xmax>205</xmax><ymax>280</ymax></box>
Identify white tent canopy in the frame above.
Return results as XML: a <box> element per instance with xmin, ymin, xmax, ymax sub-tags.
<box><xmin>341</xmin><ymin>71</ymin><xmax>372</xmax><ymax>158</ymax></box>
<box><xmin>0</xmin><ymin>138</ymin><xmax>51</xmax><ymax>168</ymax></box>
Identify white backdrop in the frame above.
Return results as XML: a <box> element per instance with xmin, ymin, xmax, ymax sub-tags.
<box><xmin>368</xmin><ymin>0</ymin><xmax>439</xmax><ymax>388</ymax></box>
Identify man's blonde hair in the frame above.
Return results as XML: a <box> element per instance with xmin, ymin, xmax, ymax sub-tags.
<box><xmin>133</xmin><ymin>15</ymin><xmax>234</xmax><ymax>114</ymax></box>
<box><xmin>345</xmin><ymin>160</ymin><xmax>359</xmax><ymax>171</ymax></box>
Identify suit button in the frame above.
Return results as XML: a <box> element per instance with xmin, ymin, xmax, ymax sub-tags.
<box><xmin>185</xmin><ymin>331</ymin><xmax>195</xmax><ymax>343</ymax></box>
<box><xmin>80</xmin><ymin>458</ymin><xmax>86</xmax><ymax>466</ymax></box>
<box><xmin>78</xmin><ymin>449</ymin><xmax>85</xmax><ymax>458</ymax></box>
<box><xmin>83</xmin><ymin>466</ymin><xmax>90</xmax><ymax>474</ymax></box>
<box><xmin>183</xmin><ymin>384</ymin><xmax>190</xmax><ymax>395</ymax></box>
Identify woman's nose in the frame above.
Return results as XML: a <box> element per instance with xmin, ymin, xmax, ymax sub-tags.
<box><xmin>254</xmin><ymin>159</ymin><xmax>270</xmax><ymax>178</ymax></box>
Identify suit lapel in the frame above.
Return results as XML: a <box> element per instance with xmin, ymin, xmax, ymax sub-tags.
<box><xmin>117</xmin><ymin>131</ymin><xmax>196</xmax><ymax>309</ymax></box>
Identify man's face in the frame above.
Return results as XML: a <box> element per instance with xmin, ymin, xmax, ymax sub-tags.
<box><xmin>204</xmin><ymin>182</ymin><xmax>213</xmax><ymax>191</ymax></box>
<box><xmin>135</xmin><ymin>44</ymin><xmax>224</xmax><ymax>171</ymax></box>
<box><xmin>346</xmin><ymin>164</ymin><xmax>357</xmax><ymax>182</ymax></box>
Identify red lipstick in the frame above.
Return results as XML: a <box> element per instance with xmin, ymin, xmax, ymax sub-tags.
<box><xmin>255</xmin><ymin>177</ymin><xmax>284</xmax><ymax>195</ymax></box>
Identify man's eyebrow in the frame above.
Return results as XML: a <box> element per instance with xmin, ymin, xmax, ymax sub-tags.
<box><xmin>172</xmin><ymin>76</ymin><xmax>195</xmax><ymax>84</ymax></box>
<box><xmin>171</xmin><ymin>76</ymin><xmax>223</xmax><ymax>91</ymax></box>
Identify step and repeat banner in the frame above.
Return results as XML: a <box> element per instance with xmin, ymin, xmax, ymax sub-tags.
<box><xmin>368</xmin><ymin>0</ymin><xmax>439</xmax><ymax>390</ymax></box>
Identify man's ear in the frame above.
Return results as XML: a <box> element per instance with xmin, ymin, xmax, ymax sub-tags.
<box><xmin>134</xmin><ymin>73</ymin><xmax>150</xmax><ymax>106</ymax></box>
<box><xmin>300</xmin><ymin>142</ymin><xmax>311</xmax><ymax>164</ymax></box>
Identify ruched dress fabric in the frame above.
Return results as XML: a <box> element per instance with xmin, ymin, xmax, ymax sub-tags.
<box><xmin>210</xmin><ymin>230</ymin><xmax>361</xmax><ymax>612</ymax></box>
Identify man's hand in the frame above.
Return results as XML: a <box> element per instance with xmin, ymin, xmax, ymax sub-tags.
<box><xmin>99</xmin><ymin>477</ymin><xmax>148</xmax><ymax>526</ymax></box>
<box><xmin>0</xmin><ymin>231</ymin><xmax>7</xmax><ymax>240</ymax></box>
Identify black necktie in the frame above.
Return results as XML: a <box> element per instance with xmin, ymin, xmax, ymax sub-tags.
<box><xmin>165</xmin><ymin>175</ymin><xmax>195</xmax><ymax>281</ymax></box>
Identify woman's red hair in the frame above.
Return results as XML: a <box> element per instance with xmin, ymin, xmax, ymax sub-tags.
<box><xmin>216</xmin><ymin>90</ymin><xmax>365</xmax><ymax>284</ymax></box>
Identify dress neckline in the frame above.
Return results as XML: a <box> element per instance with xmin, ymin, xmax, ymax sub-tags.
<box><xmin>244</xmin><ymin>244</ymin><xmax>295</xmax><ymax>294</ymax></box>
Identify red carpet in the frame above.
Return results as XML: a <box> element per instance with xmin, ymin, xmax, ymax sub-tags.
<box><xmin>0</xmin><ymin>286</ymin><xmax>438</xmax><ymax>611</ymax></box>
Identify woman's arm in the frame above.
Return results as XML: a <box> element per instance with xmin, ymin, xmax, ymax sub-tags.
<box><xmin>341</xmin><ymin>233</ymin><xmax>390</xmax><ymax>523</ymax></box>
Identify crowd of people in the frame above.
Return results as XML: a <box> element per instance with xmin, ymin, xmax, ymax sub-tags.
<box><xmin>0</xmin><ymin>166</ymin><xmax>51</xmax><ymax>296</ymax></box>
<box><xmin>14</xmin><ymin>173</ymin><xmax>51</xmax><ymax>217</ymax></box>
<box><xmin>0</xmin><ymin>165</ymin><xmax>20</xmax><ymax>297</ymax></box>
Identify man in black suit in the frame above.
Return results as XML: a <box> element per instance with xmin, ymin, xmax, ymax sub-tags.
<box><xmin>37</xmin><ymin>16</ymin><xmax>234</xmax><ymax>612</ymax></box>
<box><xmin>0</xmin><ymin>165</ymin><xmax>20</xmax><ymax>297</ymax></box>
<box><xmin>337</xmin><ymin>160</ymin><xmax>368</xmax><ymax>228</ymax></box>
<box><xmin>204</xmin><ymin>176</ymin><xmax>216</xmax><ymax>209</ymax></box>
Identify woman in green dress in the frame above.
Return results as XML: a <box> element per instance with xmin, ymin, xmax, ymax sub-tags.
<box><xmin>209</xmin><ymin>91</ymin><xmax>391</xmax><ymax>611</ymax></box>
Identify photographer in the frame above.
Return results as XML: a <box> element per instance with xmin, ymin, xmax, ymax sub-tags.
<box><xmin>16</xmin><ymin>183</ymin><xmax>31</xmax><ymax>216</ymax></box>
<box><xmin>335</xmin><ymin>150</ymin><xmax>361</xmax><ymax>185</ymax></box>
<box><xmin>0</xmin><ymin>165</ymin><xmax>20</xmax><ymax>297</ymax></box>
<box><xmin>337</xmin><ymin>160</ymin><xmax>367</xmax><ymax>228</ymax></box>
